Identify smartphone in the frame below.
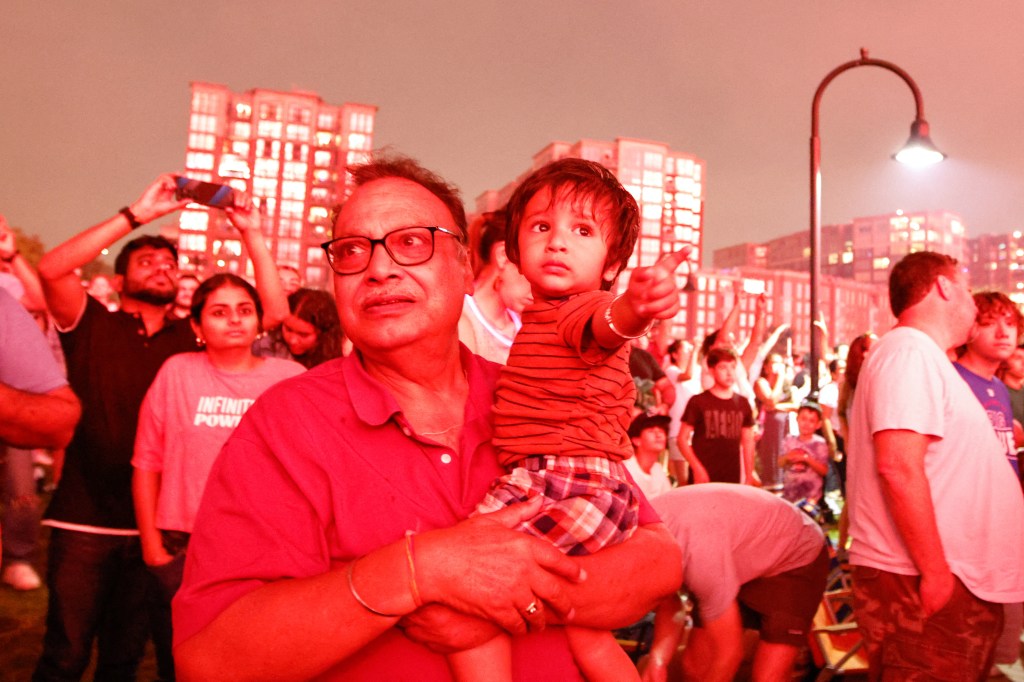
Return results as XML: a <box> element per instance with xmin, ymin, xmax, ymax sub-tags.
<box><xmin>173</xmin><ymin>176</ymin><xmax>236</xmax><ymax>208</ymax></box>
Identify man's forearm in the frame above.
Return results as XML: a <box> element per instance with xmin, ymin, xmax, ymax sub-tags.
<box><xmin>874</xmin><ymin>430</ymin><xmax>950</xmax><ymax>577</ymax></box>
<box><xmin>177</xmin><ymin>543</ymin><xmax>413</xmax><ymax>682</ymax></box>
<box><xmin>238</xmin><ymin>227</ymin><xmax>289</xmax><ymax>330</ymax></box>
<box><xmin>0</xmin><ymin>384</ymin><xmax>80</xmax><ymax>449</ymax></box>
<box><xmin>566</xmin><ymin>523</ymin><xmax>682</xmax><ymax>629</ymax></box>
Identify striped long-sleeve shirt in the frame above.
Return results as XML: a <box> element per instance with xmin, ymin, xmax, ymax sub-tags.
<box><xmin>492</xmin><ymin>290</ymin><xmax>635</xmax><ymax>466</ymax></box>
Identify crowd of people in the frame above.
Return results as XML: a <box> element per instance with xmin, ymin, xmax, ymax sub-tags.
<box><xmin>0</xmin><ymin>152</ymin><xmax>1022</xmax><ymax>682</ymax></box>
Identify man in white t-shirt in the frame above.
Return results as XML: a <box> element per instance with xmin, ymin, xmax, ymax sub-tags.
<box><xmin>847</xmin><ymin>251</ymin><xmax>1024</xmax><ymax>679</ymax></box>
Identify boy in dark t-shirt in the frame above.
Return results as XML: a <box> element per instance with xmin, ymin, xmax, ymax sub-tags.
<box><xmin>678</xmin><ymin>347</ymin><xmax>759</xmax><ymax>485</ymax></box>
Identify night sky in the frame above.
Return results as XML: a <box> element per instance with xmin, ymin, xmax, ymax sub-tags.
<box><xmin>3</xmin><ymin>1</ymin><xmax>1022</xmax><ymax>262</ymax></box>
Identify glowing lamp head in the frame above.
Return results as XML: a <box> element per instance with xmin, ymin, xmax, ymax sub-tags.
<box><xmin>893</xmin><ymin>119</ymin><xmax>946</xmax><ymax>167</ymax></box>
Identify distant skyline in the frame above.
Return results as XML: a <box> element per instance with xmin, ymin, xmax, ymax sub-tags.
<box><xmin>3</xmin><ymin>1</ymin><xmax>1023</xmax><ymax>262</ymax></box>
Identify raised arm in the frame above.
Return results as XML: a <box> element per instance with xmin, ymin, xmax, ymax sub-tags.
<box><xmin>594</xmin><ymin>248</ymin><xmax>690</xmax><ymax>349</ymax></box>
<box><xmin>37</xmin><ymin>174</ymin><xmax>187</xmax><ymax>328</ymax></box>
<box><xmin>223</xmin><ymin>198</ymin><xmax>289</xmax><ymax>331</ymax></box>
<box><xmin>739</xmin><ymin>293</ymin><xmax>767</xmax><ymax>372</ymax></box>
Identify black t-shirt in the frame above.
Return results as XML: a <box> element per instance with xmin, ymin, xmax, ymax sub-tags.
<box><xmin>47</xmin><ymin>296</ymin><xmax>199</xmax><ymax>529</ymax></box>
<box><xmin>681</xmin><ymin>390</ymin><xmax>754</xmax><ymax>483</ymax></box>
<box><xmin>629</xmin><ymin>346</ymin><xmax>665</xmax><ymax>382</ymax></box>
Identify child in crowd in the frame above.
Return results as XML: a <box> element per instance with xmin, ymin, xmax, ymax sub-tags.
<box><xmin>778</xmin><ymin>402</ymin><xmax>830</xmax><ymax>504</ymax></box>
<box><xmin>452</xmin><ymin>158</ymin><xmax>688</xmax><ymax>682</ymax></box>
<box><xmin>678</xmin><ymin>347</ymin><xmax>759</xmax><ymax>485</ymax></box>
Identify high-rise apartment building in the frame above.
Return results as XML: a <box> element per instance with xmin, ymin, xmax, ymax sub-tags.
<box><xmin>176</xmin><ymin>82</ymin><xmax>377</xmax><ymax>289</ymax></box>
<box><xmin>966</xmin><ymin>230</ymin><xmax>1024</xmax><ymax>301</ymax></box>
<box><xmin>476</xmin><ymin>137</ymin><xmax>707</xmax><ymax>282</ymax></box>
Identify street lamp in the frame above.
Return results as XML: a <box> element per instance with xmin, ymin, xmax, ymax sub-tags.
<box><xmin>809</xmin><ymin>48</ymin><xmax>946</xmax><ymax>394</ymax></box>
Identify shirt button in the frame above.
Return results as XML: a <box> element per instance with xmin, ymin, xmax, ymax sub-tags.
<box><xmin>440</xmin><ymin>453</ymin><xmax>452</xmax><ymax>464</ymax></box>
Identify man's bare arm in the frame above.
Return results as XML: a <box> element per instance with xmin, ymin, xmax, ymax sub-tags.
<box><xmin>176</xmin><ymin>499</ymin><xmax>582</xmax><ymax>681</ymax></box>
<box><xmin>0</xmin><ymin>384</ymin><xmax>80</xmax><ymax>449</ymax></box>
<box><xmin>37</xmin><ymin>174</ymin><xmax>187</xmax><ymax>328</ymax></box>
<box><xmin>874</xmin><ymin>429</ymin><xmax>954</xmax><ymax>616</ymax></box>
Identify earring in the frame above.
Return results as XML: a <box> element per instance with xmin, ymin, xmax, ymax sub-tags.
<box><xmin>196</xmin><ymin>336</ymin><xmax>206</xmax><ymax>347</ymax></box>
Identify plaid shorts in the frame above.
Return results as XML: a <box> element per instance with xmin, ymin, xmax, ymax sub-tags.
<box><xmin>476</xmin><ymin>455</ymin><xmax>640</xmax><ymax>556</ymax></box>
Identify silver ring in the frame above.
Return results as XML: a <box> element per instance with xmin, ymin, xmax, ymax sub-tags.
<box><xmin>523</xmin><ymin>601</ymin><xmax>539</xmax><ymax>615</ymax></box>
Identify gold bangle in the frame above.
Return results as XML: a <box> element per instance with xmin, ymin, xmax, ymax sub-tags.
<box><xmin>347</xmin><ymin>559</ymin><xmax>401</xmax><ymax>618</ymax></box>
<box><xmin>405</xmin><ymin>530</ymin><xmax>423</xmax><ymax>607</ymax></box>
<box><xmin>604</xmin><ymin>295</ymin><xmax>653</xmax><ymax>339</ymax></box>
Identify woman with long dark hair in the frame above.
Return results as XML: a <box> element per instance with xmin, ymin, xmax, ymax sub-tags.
<box><xmin>261</xmin><ymin>287</ymin><xmax>346</xmax><ymax>368</ymax></box>
<box><xmin>131</xmin><ymin>274</ymin><xmax>304</xmax><ymax>677</ymax></box>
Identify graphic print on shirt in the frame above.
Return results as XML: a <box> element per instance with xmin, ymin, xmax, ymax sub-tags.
<box><xmin>193</xmin><ymin>395</ymin><xmax>257</xmax><ymax>428</ymax></box>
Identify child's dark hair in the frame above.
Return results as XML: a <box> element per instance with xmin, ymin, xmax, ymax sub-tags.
<box><xmin>706</xmin><ymin>346</ymin><xmax>738</xmax><ymax>368</ymax></box>
<box><xmin>504</xmin><ymin>158</ymin><xmax>640</xmax><ymax>291</ymax></box>
<box><xmin>797</xmin><ymin>401</ymin><xmax>823</xmax><ymax>419</ymax></box>
<box><xmin>190</xmin><ymin>274</ymin><xmax>263</xmax><ymax>329</ymax></box>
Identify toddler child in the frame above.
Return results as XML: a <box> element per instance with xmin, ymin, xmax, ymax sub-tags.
<box><xmin>449</xmin><ymin>158</ymin><xmax>688</xmax><ymax>682</ymax></box>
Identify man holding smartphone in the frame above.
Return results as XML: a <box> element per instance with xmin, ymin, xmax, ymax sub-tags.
<box><xmin>33</xmin><ymin>174</ymin><xmax>288</xmax><ymax>681</ymax></box>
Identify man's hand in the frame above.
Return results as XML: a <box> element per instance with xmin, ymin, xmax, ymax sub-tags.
<box><xmin>415</xmin><ymin>497</ymin><xmax>584</xmax><ymax>636</ymax></box>
<box><xmin>398</xmin><ymin>605</ymin><xmax>502</xmax><ymax>654</ymax></box>
<box><xmin>690</xmin><ymin>463</ymin><xmax>710</xmax><ymax>485</ymax></box>
<box><xmin>918</xmin><ymin>570</ymin><xmax>955</xmax><ymax>617</ymax></box>
<box><xmin>142</xmin><ymin>542</ymin><xmax>175</xmax><ymax>568</ymax></box>
<box><xmin>224</xmin><ymin>193</ymin><xmax>263</xmax><ymax>234</ymax></box>
<box><xmin>129</xmin><ymin>174</ymin><xmax>189</xmax><ymax>224</ymax></box>
<box><xmin>624</xmin><ymin>247</ymin><xmax>692</xmax><ymax>321</ymax></box>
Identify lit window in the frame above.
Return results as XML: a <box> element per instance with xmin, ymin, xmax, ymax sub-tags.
<box><xmin>642</xmin><ymin>203</ymin><xmax>662</xmax><ymax>220</ymax></box>
<box><xmin>235</xmin><ymin>102</ymin><xmax>252</xmax><ymax>120</ymax></box>
<box><xmin>287</xmin><ymin>124</ymin><xmax>310</xmax><ymax>141</ymax></box>
<box><xmin>314</xmin><ymin>150</ymin><xmax>332</xmax><ymax>167</ymax></box>
<box><xmin>282</xmin><ymin>181</ymin><xmax>306</xmax><ymax>199</ymax></box>
<box><xmin>180</xmin><ymin>233</ymin><xmax>207</xmax><ymax>251</ymax></box>
<box><xmin>317</xmin><ymin>112</ymin><xmax>335</xmax><ymax>129</ymax></box>
<box><xmin>186</xmin><ymin>152</ymin><xmax>215</xmax><ymax>171</ymax></box>
<box><xmin>258</xmin><ymin>103</ymin><xmax>282</xmax><ymax>121</ymax></box>
<box><xmin>257</xmin><ymin>120</ymin><xmax>283</xmax><ymax>138</ymax></box>
<box><xmin>179</xmin><ymin>210</ymin><xmax>209</xmax><ymax>232</ymax></box>
<box><xmin>348</xmin><ymin>133</ymin><xmax>367</xmax><ymax>150</ymax></box>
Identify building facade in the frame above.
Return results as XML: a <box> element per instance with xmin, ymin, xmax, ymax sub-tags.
<box><xmin>176</xmin><ymin>82</ymin><xmax>377</xmax><ymax>289</ymax></box>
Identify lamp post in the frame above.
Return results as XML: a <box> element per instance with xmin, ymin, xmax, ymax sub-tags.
<box><xmin>809</xmin><ymin>48</ymin><xmax>945</xmax><ymax>395</ymax></box>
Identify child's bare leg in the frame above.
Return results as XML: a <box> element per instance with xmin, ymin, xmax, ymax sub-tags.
<box><xmin>447</xmin><ymin>634</ymin><xmax>513</xmax><ymax>682</ymax></box>
<box><xmin>565</xmin><ymin>625</ymin><xmax>640</xmax><ymax>682</ymax></box>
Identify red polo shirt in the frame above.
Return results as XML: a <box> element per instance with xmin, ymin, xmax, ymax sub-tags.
<box><xmin>175</xmin><ymin>347</ymin><xmax>656</xmax><ymax>680</ymax></box>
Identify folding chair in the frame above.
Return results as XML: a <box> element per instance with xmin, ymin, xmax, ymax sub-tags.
<box><xmin>808</xmin><ymin>588</ymin><xmax>869</xmax><ymax>681</ymax></box>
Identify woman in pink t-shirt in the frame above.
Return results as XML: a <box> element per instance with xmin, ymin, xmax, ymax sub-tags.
<box><xmin>131</xmin><ymin>274</ymin><xmax>304</xmax><ymax>675</ymax></box>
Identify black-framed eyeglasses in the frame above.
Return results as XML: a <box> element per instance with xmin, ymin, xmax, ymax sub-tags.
<box><xmin>320</xmin><ymin>226</ymin><xmax>463</xmax><ymax>275</ymax></box>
